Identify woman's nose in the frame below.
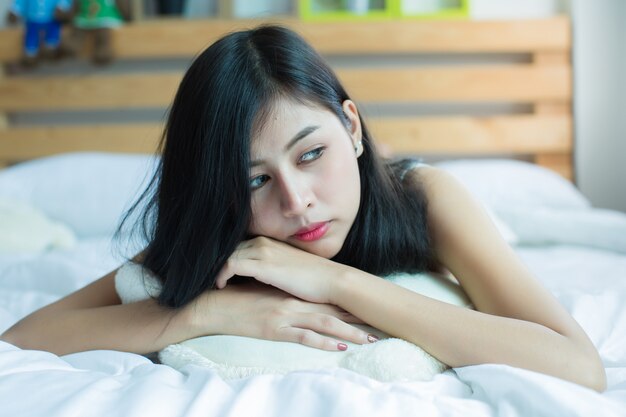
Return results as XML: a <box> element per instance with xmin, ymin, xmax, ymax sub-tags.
<box><xmin>278</xmin><ymin>174</ymin><xmax>313</xmax><ymax>216</ymax></box>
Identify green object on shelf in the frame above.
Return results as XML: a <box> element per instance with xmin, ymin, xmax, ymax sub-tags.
<box><xmin>299</xmin><ymin>0</ymin><xmax>395</xmax><ymax>21</ymax></box>
<box><xmin>394</xmin><ymin>0</ymin><xmax>470</xmax><ymax>20</ymax></box>
<box><xmin>299</xmin><ymin>0</ymin><xmax>470</xmax><ymax>21</ymax></box>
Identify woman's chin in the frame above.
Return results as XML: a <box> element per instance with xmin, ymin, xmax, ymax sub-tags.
<box><xmin>290</xmin><ymin>239</ymin><xmax>341</xmax><ymax>259</ymax></box>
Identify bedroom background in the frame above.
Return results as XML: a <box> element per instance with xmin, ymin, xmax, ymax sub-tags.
<box><xmin>2</xmin><ymin>2</ymin><xmax>626</xmax><ymax>415</ymax></box>
<box><xmin>0</xmin><ymin>0</ymin><xmax>624</xmax><ymax>212</ymax></box>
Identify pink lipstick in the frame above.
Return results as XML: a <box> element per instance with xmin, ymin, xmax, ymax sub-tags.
<box><xmin>293</xmin><ymin>222</ymin><xmax>330</xmax><ymax>242</ymax></box>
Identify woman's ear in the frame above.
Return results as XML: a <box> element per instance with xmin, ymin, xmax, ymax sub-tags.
<box><xmin>341</xmin><ymin>100</ymin><xmax>363</xmax><ymax>157</ymax></box>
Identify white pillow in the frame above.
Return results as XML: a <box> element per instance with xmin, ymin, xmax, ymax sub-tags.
<box><xmin>497</xmin><ymin>206</ymin><xmax>626</xmax><ymax>254</ymax></box>
<box><xmin>483</xmin><ymin>205</ymin><xmax>519</xmax><ymax>245</ymax></box>
<box><xmin>115</xmin><ymin>262</ymin><xmax>473</xmax><ymax>382</ymax></box>
<box><xmin>433</xmin><ymin>159</ymin><xmax>591</xmax><ymax>211</ymax></box>
<box><xmin>0</xmin><ymin>198</ymin><xmax>77</xmax><ymax>252</ymax></box>
<box><xmin>0</xmin><ymin>153</ymin><xmax>158</xmax><ymax>238</ymax></box>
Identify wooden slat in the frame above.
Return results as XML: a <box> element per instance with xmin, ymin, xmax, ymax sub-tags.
<box><xmin>115</xmin><ymin>17</ymin><xmax>572</xmax><ymax>56</ymax></box>
<box><xmin>0</xmin><ymin>124</ymin><xmax>162</xmax><ymax>160</ymax></box>
<box><xmin>340</xmin><ymin>66</ymin><xmax>571</xmax><ymax>103</ymax></box>
<box><xmin>534</xmin><ymin>103</ymin><xmax>570</xmax><ymax>114</ymax></box>
<box><xmin>0</xmin><ymin>17</ymin><xmax>570</xmax><ymax>63</ymax></box>
<box><xmin>0</xmin><ymin>65</ymin><xmax>571</xmax><ymax>111</ymax></box>
<box><xmin>0</xmin><ymin>29</ymin><xmax>21</xmax><ymax>63</ymax></box>
<box><xmin>533</xmin><ymin>52</ymin><xmax>570</xmax><ymax>65</ymax></box>
<box><xmin>0</xmin><ymin>115</ymin><xmax>570</xmax><ymax>161</ymax></box>
<box><xmin>0</xmin><ymin>65</ymin><xmax>6</xmax><ymax>129</ymax></box>
<box><xmin>371</xmin><ymin>114</ymin><xmax>572</xmax><ymax>154</ymax></box>
<box><xmin>0</xmin><ymin>74</ymin><xmax>181</xmax><ymax>111</ymax></box>
<box><xmin>534</xmin><ymin>153</ymin><xmax>573</xmax><ymax>181</ymax></box>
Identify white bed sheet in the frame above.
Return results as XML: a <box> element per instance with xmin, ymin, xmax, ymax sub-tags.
<box><xmin>1</xmin><ymin>236</ymin><xmax>625</xmax><ymax>417</ymax></box>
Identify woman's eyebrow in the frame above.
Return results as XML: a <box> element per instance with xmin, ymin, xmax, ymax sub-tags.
<box><xmin>251</xmin><ymin>125</ymin><xmax>320</xmax><ymax>167</ymax></box>
<box><xmin>285</xmin><ymin>125</ymin><xmax>320</xmax><ymax>151</ymax></box>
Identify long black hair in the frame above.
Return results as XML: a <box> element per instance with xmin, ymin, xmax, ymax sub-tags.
<box><xmin>116</xmin><ymin>25</ymin><xmax>437</xmax><ymax>309</ymax></box>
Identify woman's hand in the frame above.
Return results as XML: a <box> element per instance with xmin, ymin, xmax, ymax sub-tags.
<box><xmin>197</xmin><ymin>281</ymin><xmax>374</xmax><ymax>351</ymax></box>
<box><xmin>215</xmin><ymin>236</ymin><xmax>351</xmax><ymax>304</ymax></box>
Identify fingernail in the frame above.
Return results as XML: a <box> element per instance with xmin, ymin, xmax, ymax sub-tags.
<box><xmin>367</xmin><ymin>334</ymin><xmax>379</xmax><ymax>343</ymax></box>
<box><xmin>338</xmin><ymin>343</ymin><xmax>348</xmax><ymax>351</ymax></box>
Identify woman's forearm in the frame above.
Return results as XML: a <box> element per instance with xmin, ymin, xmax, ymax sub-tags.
<box><xmin>331</xmin><ymin>269</ymin><xmax>606</xmax><ymax>391</ymax></box>
<box><xmin>0</xmin><ymin>298</ymin><xmax>206</xmax><ymax>356</ymax></box>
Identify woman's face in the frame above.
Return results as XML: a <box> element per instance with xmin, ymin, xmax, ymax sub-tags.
<box><xmin>247</xmin><ymin>98</ymin><xmax>363</xmax><ymax>259</ymax></box>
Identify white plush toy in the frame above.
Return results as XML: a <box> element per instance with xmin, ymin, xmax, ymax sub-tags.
<box><xmin>116</xmin><ymin>262</ymin><xmax>473</xmax><ymax>382</ymax></box>
<box><xmin>0</xmin><ymin>198</ymin><xmax>76</xmax><ymax>252</ymax></box>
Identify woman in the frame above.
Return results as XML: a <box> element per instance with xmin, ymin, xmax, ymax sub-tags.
<box><xmin>0</xmin><ymin>25</ymin><xmax>606</xmax><ymax>391</ymax></box>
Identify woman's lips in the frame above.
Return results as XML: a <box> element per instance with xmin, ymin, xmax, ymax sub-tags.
<box><xmin>293</xmin><ymin>221</ymin><xmax>330</xmax><ymax>242</ymax></box>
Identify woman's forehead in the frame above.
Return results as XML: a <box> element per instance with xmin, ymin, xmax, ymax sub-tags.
<box><xmin>251</xmin><ymin>98</ymin><xmax>334</xmax><ymax>144</ymax></box>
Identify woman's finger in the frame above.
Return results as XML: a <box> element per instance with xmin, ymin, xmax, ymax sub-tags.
<box><xmin>277</xmin><ymin>327</ymin><xmax>350</xmax><ymax>352</ymax></box>
<box><xmin>339</xmin><ymin>312</ymin><xmax>367</xmax><ymax>325</ymax></box>
<box><xmin>215</xmin><ymin>258</ymin><xmax>259</xmax><ymax>289</ymax></box>
<box><xmin>289</xmin><ymin>313</ymin><xmax>375</xmax><ymax>348</ymax></box>
<box><xmin>296</xmin><ymin>302</ymin><xmax>367</xmax><ymax>325</ymax></box>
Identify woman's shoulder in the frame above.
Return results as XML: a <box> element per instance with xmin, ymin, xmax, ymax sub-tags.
<box><xmin>387</xmin><ymin>158</ymin><xmax>445</xmax><ymax>190</ymax></box>
<box><xmin>402</xmin><ymin>162</ymin><xmax>469</xmax><ymax>205</ymax></box>
<box><xmin>387</xmin><ymin>157</ymin><xmax>431</xmax><ymax>182</ymax></box>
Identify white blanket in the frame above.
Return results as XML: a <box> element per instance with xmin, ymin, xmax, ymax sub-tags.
<box><xmin>1</xmin><ymin>233</ymin><xmax>626</xmax><ymax>417</ymax></box>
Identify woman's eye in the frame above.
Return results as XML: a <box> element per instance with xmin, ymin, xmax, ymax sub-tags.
<box><xmin>299</xmin><ymin>147</ymin><xmax>325</xmax><ymax>163</ymax></box>
<box><xmin>250</xmin><ymin>175</ymin><xmax>269</xmax><ymax>190</ymax></box>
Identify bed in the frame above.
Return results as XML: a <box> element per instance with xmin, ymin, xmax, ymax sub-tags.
<box><xmin>1</xmin><ymin>16</ymin><xmax>626</xmax><ymax>417</ymax></box>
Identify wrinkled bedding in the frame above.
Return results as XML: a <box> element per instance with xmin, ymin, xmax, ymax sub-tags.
<box><xmin>1</xmin><ymin>234</ymin><xmax>625</xmax><ymax>417</ymax></box>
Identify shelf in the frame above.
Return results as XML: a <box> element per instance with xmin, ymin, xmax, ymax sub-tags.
<box><xmin>0</xmin><ymin>16</ymin><xmax>570</xmax><ymax>63</ymax></box>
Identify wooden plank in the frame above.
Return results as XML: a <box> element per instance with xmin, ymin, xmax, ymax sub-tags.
<box><xmin>534</xmin><ymin>103</ymin><xmax>570</xmax><ymax>114</ymax></box>
<box><xmin>0</xmin><ymin>65</ymin><xmax>571</xmax><ymax>111</ymax></box>
<box><xmin>533</xmin><ymin>52</ymin><xmax>570</xmax><ymax>65</ymax></box>
<box><xmin>0</xmin><ymin>124</ymin><xmax>162</xmax><ymax>160</ymax></box>
<box><xmin>115</xmin><ymin>17</ymin><xmax>572</xmax><ymax>57</ymax></box>
<box><xmin>0</xmin><ymin>73</ymin><xmax>181</xmax><ymax>111</ymax></box>
<box><xmin>534</xmin><ymin>153</ymin><xmax>573</xmax><ymax>181</ymax></box>
<box><xmin>0</xmin><ymin>115</ymin><xmax>570</xmax><ymax>160</ymax></box>
<box><xmin>0</xmin><ymin>65</ymin><xmax>6</xmax><ymax>129</ymax></box>
<box><xmin>371</xmin><ymin>115</ymin><xmax>572</xmax><ymax>154</ymax></box>
<box><xmin>340</xmin><ymin>66</ymin><xmax>571</xmax><ymax>103</ymax></box>
<box><xmin>0</xmin><ymin>17</ymin><xmax>570</xmax><ymax>63</ymax></box>
<box><xmin>0</xmin><ymin>29</ymin><xmax>21</xmax><ymax>64</ymax></box>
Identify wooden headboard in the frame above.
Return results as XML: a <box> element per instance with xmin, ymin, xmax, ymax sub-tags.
<box><xmin>0</xmin><ymin>17</ymin><xmax>572</xmax><ymax>179</ymax></box>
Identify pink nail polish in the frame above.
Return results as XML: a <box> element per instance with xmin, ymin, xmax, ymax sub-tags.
<box><xmin>338</xmin><ymin>343</ymin><xmax>348</xmax><ymax>351</ymax></box>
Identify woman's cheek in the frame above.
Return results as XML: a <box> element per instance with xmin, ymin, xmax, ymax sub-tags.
<box><xmin>249</xmin><ymin>199</ymin><xmax>274</xmax><ymax>236</ymax></box>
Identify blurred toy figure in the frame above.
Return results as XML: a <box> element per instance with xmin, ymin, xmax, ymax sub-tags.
<box><xmin>63</xmin><ymin>0</ymin><xmax>131</xmax><ymax>65</ymax></box>
<box><xmin>6</xmin><ymin>0</ymin><xmax>73</xmax><ymax>67</ymax></box>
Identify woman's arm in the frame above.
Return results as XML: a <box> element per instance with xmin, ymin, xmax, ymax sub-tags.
<box><xmin>202</xmin><ymin>165</ymin><xmax>606</xmax><ymax>391</ymax></box>
<box><xmin>0</xmin><ymin>269</ymin><xmax>201</xmax><ymax>355</ymax></box>
<box><xmin>330</xmin><ymin>166</ymin><xmax>606</xmax><ymax>391</ymax></box>
<box><xmin>1</xmin><ymin>265</ymin><xmax>370</xmax><ymax>356</ymax></box>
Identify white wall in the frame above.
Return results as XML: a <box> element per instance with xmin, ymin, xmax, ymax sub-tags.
<box><xmin>0</xmin><ymin>0</ymin><xmax>10</xmax><ymax>28</ymax></box>
<box><xmin>572</xmin><ymin>0</ymin><xmax>626</xmax><ymax>212</ymax></box>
